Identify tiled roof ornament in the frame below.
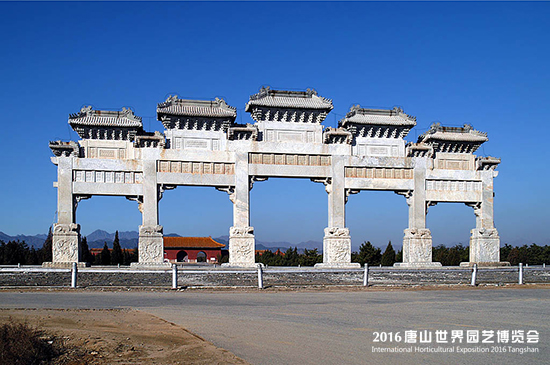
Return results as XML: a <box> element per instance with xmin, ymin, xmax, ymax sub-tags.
<box><xmin>68</xmin><ymin>106</ymin><xmax>144</xmax><ymax>141</ymax></box>
<box><xmin>338</xmin><ymin>105</ymin><xmax>416</xmax><ymax>139</ymax></box>
<box><xmin>49</xmin><ymin>141</ymin><xmax>80</xmax><ymax>157</ymax></box>
<box><xmin>323</xmin><ymin>127</ymin><xmax>353</xmax><ymax>145</ymax></box>
<box><xmin>245</xmin><ymin>86</ymin><xmax>333</xmax><ymax>123</ymax></box>
<box><xmin>418</xmin><ymin>123</ymin><xmax>488</xmax><ymax>153</ymax></box>
<box><xmin>157</xmin><ymin>95</ymin><xmax>237</xmax><ymax>130</ymax></box>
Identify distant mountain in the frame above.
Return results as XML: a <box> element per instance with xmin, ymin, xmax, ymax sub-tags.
<box><xmin>0</xmin><ymin>231</ymin><xmax>48</xmax><ymax>248</ymax></box>
<box><xmin>85</xmin><ymin>230</ymin><xmax>139</xmax><ymax>242</ymax></box>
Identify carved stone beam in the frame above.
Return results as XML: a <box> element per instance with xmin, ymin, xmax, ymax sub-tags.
<box><xmin>73</xmin><ymin>194</ymin><xmax>92</xmax><ymax>210</ymax></box>
<box><xmin>311</xmin><ymin>177</ymin><xmax>332</xmax><ymax>194</ymax></box>
<box><xmin>426</xmin><ymin>201</ymin><xmax>438</xmax><ymax>214</ymax></box>
<box><xmin>249</xmin><ymin>176</ymin><xmax>268</xmax><ymax>191</ymax></box>
<box><xmin>465</xmin><ymin>202</ymin><xmax>482</xmax><ymax>218</ymax></box>
<box><xmin>215</xmin><ymin>186</ymin><xmax>236</xmax><ymax>203</ymax></box>
<box><xmin>344</xmin><ymin>189</ymin><xmax>360</xmax><ymax>204</ymax></box>
<box><xmin>158</xmin><ymin>184</ymin><xmax>177</xmax><ymax>201</ymax></box>
<box><xmin>126</xmin><ymin>195</ymin><xmax>144</xmax><ymax>213</ymax></box>
<box><xmin>394</xmin><ymin>190</ymin><xmax>413</xmax><ymax>206</ymax></box>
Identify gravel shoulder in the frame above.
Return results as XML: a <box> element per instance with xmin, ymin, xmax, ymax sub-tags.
<box><xmin>0</xmin><ymin>308</ymin><xmax>250</xmax><ymax>365</ymax></box>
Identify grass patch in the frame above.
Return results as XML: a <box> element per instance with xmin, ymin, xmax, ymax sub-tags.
<box><xmin>0</xmin><ymin>320</ymin><xmax>59</xmax><ymax>364</ymax></box>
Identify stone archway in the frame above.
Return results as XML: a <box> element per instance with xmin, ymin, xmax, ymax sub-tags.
<box><xmin>196</xmin><ymin>251</ymin><xmax>207</xmax><ymax>263</ymax></box>
<box><xmin>176</xmin><ymin>250</ymin><xmax>188</xmax><ymax>262</ymax></box>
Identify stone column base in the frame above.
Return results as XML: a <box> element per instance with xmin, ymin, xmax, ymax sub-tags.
<box><xmin>52</xmin><ymin>223</ymin><xmax>80</xmax><ymax>263</ymax></box>
<box><xmin>138</xmin><ymin>225</ymin><xmax>165</xmax><ymax>265</ymax></box>
<box><xmin>399</xmin><ymin>228</ymin><xmax>441</xmax><ymax>267</ymax></box>
<box><xmin>224</xmin><ymin>226</ymin><xmax>256</xmax><ymax>267</ymax></box>
<box><xmin>468</xmin><ymin>228</ymin><xmax>501</xmax><ymax>264</ymax></box>
<box><xmin>315</xmin><ymin>227</ymin><xmax>360</xmax><ymax>269</ymax></box>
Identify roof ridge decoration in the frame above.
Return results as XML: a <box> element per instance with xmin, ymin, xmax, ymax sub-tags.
<box><xmin>338</xmin><ymin>105</ymin><xmax>416</xmax><ymax>139</ymax></box>
<box><xmin>69</xmin><ymin>106</ymin><xmax>142</xmax><ymax>124</ymax></box>
<box><xmin>418</xmin><ymin>123</ymin><xmax>489</xmax><ymax>153</ymax></box>
<box><xmin>157</xmin><ymin>95</ymin><xmax>237</xmax><ymax>115</ymax></box>
<box><xmin>245</xmin><ymin>86</ymin><xmax>333</xmax><ymax>123</ymax></box>
<box><xmin>157</xmin><ymin>95</ymin><xmax>237</xmax><ymax>130</ymax></box>
<box><xmin>68</xmin><ymin>106</ymin><xmax>144</xmax><ymax>141</ymax></box>
<box><xmin>345</xmin><ymin>105</ymin><xmax>416</xmax><ymax>122</ymax></box>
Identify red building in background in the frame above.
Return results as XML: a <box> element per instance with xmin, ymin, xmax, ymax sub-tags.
<box><xmin>163</xmin><ymin>237</ymin><xmax>226</xmax><ymax>263</ymax></box>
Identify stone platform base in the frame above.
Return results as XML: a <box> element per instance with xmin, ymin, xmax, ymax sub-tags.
<box><xmin>393</xmin><ymin>262</ymin><xmax>443</xmax><ymax>269</ymax></box>
<box><xmin>314</xmin><ymin>263</ymin><xmax>361</xmax><ymax>269</ymax></box>
<box><xmin>42</xmin><ymin>262</ymin><xmax>88</xmax><ymax>269</ymax></box>
<box><xmin>460</xmin><ymin>261</ymin><xmax>511</xmax><ymax>268</ymax></box>
<box><xmin>130</xmin><ymin>262</ymin><xmax>172</xmax><ymax>269</ymax></box>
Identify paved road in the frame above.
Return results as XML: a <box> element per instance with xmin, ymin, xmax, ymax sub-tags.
<box><xmin>0</xmin><ymin>288</ymin><xmax>547</xmax><ymax>364</ymax></box>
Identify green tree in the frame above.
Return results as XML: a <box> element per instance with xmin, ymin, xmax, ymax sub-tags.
<box><xmin>40</xmin><ymin>227</ymin><xmax>53</xmax><ymax>263</ymax></box>
<box><xmin>111</xmin><ymin>231</ymin><xmax>123</xmax><ymax>265</ymax></box>
<box><xmin>284</xmin><ymin>247</ymin><xmax>300</xmax><ymax>266</ymax></box>
<box><xmin>299</xmin><ymin>248</ymin><xmax>322</xmax><ymax>266</ymax></box>
<box><xmin>352</xmin><ymin>241</ymin><xmax>381</xmax><ymax>266</ymax></box>
<box><xmin>100</xmin><ymin>243</ymin><xmax>111</xmax><ymax>265</ymax></box>
<box><xmin>381</xmin><ymin>241</ymin><xmax>396</xmax><ymax>266</ymax></box>
<box><xmin>395</xmin><ymin>249</ymin><xmax>403</xmax><ymax>263</ymax></box>
<box><xmin>26</xmin><ymin>246</ymin><xmax>39</xmax><ymax>265</ymax></box>
<box><xmin>0</xmin><ymin>241</ymin><xmax>29</xmax><ymax>265</ymax></box>
<box><xmin>80</xmin><ymin>236</ymin><xmax>94</xmax><ymax>265</ymax></box>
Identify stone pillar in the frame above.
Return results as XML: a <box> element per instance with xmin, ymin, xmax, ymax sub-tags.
<box><xmin>315</xmin><ymin>156</ymin><xmax>359</xmax><ymax>268</ymax></box>
<box><xmin>226</xmin><ymin>152</ymin><xmax>256</xmax><ymax>267</ymax></box>
<box><xmin>395</xmin><ymin>158</ymin><xmax>441</xmax><ymax>268</ymax></box>
<box><xmin>463</xmin><ymin>170</ymin><xmax>506</xmax><ymax>266</ymax></box>
<box><xmin>134</xmin><ymin>159</ymin><xmax>167</xmax><ymax>267</ymax></box>
<box><xmin>48</xmin><ymin>156</ymin><xmax>81</xmax><ymax>267</ymax></box>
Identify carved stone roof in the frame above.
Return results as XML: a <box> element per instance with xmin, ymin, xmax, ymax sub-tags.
<box><xmin>339</xmin><ymin>105</ymin><xmax>416</xmax><ymax>128</ymax></box>
<box><xmin>227</xmin><ymin>123</ymin><xmax>259</xmax><ymax>141</ymax></box>
<box><xmin>157</xmin><ymin>96</ymin><xmax>237</xmax><ymax>119</ymax></box>
<box><xmin>163</xmin><ymin>236</ymin><xmax>225</xmax><ymax>248</ymax></box>
<box><xmin>418</xmin><ymin>123</ymin><xmax>488</xmax><ymax>153</ymax></box>
<box><xmin>245</xmin><ymin>87</ymin><xmax>333</xmax><ymax>111</ymax></box>
<box><xmin>323</xmin><ymin>127</ymin><xmax>353</xmax><ymax>145</ymax></box>
<box><xmin>69</xmin><ymin>106</ymin><xmax>143</xmax><ymax>128</ymax></box>
<box><xmin>418</xmin><ymin>124</ymin><xmax>488</xmax><ymax>143</ymax></box>
<box><xmin>49</xmin><ymin>141</ymin><xmax>80</xmax><ymax>157</ymax></box>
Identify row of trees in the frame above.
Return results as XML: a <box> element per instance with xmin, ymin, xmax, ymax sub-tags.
<box><xmin>254</xmin><ymin>241</ymin><xmax>550</xmax><ymax>267</ymax></box>
<box><xmin>256</xmin><ymin>248</ymin><xmax>323</xmax><ymax>266</ymax></box>
<box><xmin>1</xmin><ymin>228</ymin><xmax>549</xmax><ymax>266</ymax></box>
<box><xmin>0</xmin><ymin>229</ymin><xmax>138</xmax><ymax>266</ymax></box>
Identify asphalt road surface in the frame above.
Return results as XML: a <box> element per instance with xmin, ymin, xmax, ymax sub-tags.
<box><xmin>0</xmin><ymin>288</ymin><xmax>547</xmax><ymax>365</ymax></box>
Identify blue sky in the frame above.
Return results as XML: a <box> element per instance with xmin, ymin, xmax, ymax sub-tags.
<box><xmin>0</xmin><ymin>2</ymin><xmax>548</xmax><ymax>249</ymax></box>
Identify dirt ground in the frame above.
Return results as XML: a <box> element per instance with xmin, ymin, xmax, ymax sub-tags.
<box><xmin>0</xmin><ymin>308</ymin><xmax>250</xmax><ymax>365</ymax></box>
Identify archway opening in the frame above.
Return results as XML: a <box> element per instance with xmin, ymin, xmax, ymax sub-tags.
<box><xmin>427</xmin><ymin>202</ymin><xmax>474</xmax><ymax>265</ymax></box>
<box><xmin>77</xmin><ymin>196</ymin><xmax>141</xmax><ymax>250</ymax></box>
<box><xmin>346</xmin><ymin>190</ymin><xmax>408</xmax><ymax>262</ymax></box>
<box><xmin>176</xmin><ymin>250</ymin><xmax>188</xmax><ymax>262</ymax></box>
<box><xmin>159</xmin><ymin>186</ymin><xmax>232</xmax><ymax>244</ymax></box>
<box><xmin>196</xmin><ymin>251</ymin><xmax>207</xmax><ymax>262</ymax></box>
<box><xmin>250</xmin><ymin>178</ymin><xmax>326</xmax><ymax>264</ymax></box>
